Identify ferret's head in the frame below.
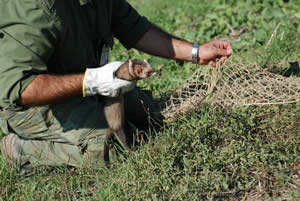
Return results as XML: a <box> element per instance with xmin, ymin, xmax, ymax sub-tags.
<box><xmin>129</xmin><ymin>59</ymin><xmax>156</xmax><ymax>79</ymax></box>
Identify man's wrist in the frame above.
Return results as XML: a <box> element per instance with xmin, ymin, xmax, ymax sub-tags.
<box><xmin>192</xmin><ymin>44</ymin><xmax>199</xmax><ymax>64</ymax></box>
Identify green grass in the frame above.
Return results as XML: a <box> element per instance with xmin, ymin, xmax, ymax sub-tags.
<box><xmin>1</xmin><ymin>0</ymin><xmax>300</xmax><ymax>200</ymax></box>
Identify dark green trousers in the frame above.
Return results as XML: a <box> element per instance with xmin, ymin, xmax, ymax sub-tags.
<box><xmin>0</xmin><ymin>88</ymin><xmax>162</xmax><ymax>168</ymax></box>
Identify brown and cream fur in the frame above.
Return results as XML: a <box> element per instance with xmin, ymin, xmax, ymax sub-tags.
<box><xmin>103</xmin><ymin>59</ymin><xmax>156</xmax><ymax>164</ymax></box>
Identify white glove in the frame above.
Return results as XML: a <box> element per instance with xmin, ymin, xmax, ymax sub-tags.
<box><xmin>83</xmin><ymin>61</ymin><xmax>136</xmax><ymax>97</ymax></box>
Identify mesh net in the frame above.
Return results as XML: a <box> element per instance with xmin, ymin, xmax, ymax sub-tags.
<box><xmin>162</xmin><ymin>58</ymin><xmax>300</xmax><ymax>120</ymax></box>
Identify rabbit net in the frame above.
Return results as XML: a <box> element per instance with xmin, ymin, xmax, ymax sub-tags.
<box><xmin>162</xmin><ymin>58</ymin><xmax>300</xmax><ymax>120</ymax></box>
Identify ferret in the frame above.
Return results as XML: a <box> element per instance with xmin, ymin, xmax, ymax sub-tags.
<box><xmin>103</xmin><ymin>59</ymin><xmax>156</xmax><ymax>164</ymax></box>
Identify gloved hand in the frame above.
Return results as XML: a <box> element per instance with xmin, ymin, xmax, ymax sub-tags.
<box><xmin>83</xmin><ymin>61</ymin><xmax>136</xmax><ymax>97</ymax></box>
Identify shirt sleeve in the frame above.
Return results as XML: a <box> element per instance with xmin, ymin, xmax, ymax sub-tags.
<box><xmin>111</xmin><ymin>0</ymin><xmax>152</xmax><ymax>49</ymax></box>
<box><xmin>0</xmin><ymin>0</ymin><xmax>57</xmax><ymax>109</ymax></box>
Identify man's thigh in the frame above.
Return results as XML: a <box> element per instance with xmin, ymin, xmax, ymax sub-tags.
<box><xmin>0</xmin><ymin>88</ymin><xmax>161</xmax><ymax>145</ymax></box>
<box><xmin>0</xmin><ymin>96</ymin><xmax>108</xmax><ymax>146</ymax></box>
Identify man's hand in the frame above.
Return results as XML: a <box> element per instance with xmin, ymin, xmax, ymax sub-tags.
<box><xmin>198</xmin><ymin>40</ymin><xmax>233</xmax><ymax>66</ymax></box>
<box><xmin>83</xmin><ymin>62</ymin><xmax>136</xmax><ymax>97</ymax></box>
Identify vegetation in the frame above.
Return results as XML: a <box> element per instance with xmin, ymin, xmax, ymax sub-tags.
<box><xmin>1</xmin><ymin>0</ymin><xmax>299</xmax><ymax>200</ymax></box>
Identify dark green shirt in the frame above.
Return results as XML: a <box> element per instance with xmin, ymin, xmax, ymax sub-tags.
<box><xmin>0</xmin><ymin>0</ymin><xmax>152</xmax><ymax>109</ymax></box>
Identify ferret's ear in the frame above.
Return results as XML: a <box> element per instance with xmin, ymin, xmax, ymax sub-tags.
<box><xmin>144</xmin><ymin>59</ymin><xmax>149</xmax><ymax>65</ymax></box>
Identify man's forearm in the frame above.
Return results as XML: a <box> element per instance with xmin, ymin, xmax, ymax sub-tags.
<box><xmin>135</xmin><ymin>25</ymin><xmax>194</xmax><ymax>62</ymax></box>
<box><xmin>135</xmin><ymin>25</ymin><xmax>233</xmax><ymax>66</ymax></box>
<box><xmin>19</xmin><ymin>74</ymin><xmax>84</xmax><ymax>106</ymax></box>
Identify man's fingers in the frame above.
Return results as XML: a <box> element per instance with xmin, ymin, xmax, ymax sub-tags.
<box><xmin>216</xmin><ymin>48</ymin><xmax>231</xmax><ymax>57</ymax></box>
<box><xmin>207</xmin><ymin>56</ymin><xmax>228</xmax><ymax>67</ymax></box>
<box><xmin>217</xmin><ymin>40</ymin><xmax>233</xmax><ymax>50</ymax></box>
<box><xmin>215</xmin><ymin>40</ymin><xmax>233</xmax><ymax>56</ymax></box>
<box><xmin>198</xmin><ymin>40</ymin><xmax>232</xmax><ymax>66</ymax></box>
<box><xmin>216</xmin><ymin>56</ymin><xmax>227</xmax><ymax>66</ymax></box>
<box><xmin>208</xmin><ymin>60</ymin><xmax>216</xmax><ymax>67</ymax></box>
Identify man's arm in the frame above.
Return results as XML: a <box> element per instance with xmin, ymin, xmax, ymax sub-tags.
<box><xmin>19</xmin><ymin>62</ymin><xmax>136</xmax><ymax>107</ymax></box>
<box><xmin>18</xmin><ymin>74</ymin><xmax>84</xmax><ymax>106</ymax></box>
<box><xmin>135</xmin><ymin>25</ymin><xmax>233</xmax><ymax>66</ymax></box>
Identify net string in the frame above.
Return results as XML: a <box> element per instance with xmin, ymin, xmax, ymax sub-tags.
<box><xmin>162</xmin><ymin>57</ymin><xmax>300</xmax><ymax>120</ymax></box>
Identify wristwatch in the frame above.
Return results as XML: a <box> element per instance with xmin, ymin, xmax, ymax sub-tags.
<box><xmin>192</xmin><ymin>44</ymin><xmax>199</xmax><ymax>64</ymax></box>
